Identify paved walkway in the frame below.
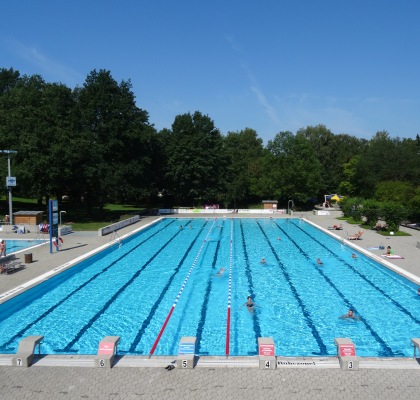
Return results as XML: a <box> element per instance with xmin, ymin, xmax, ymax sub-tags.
<box><xmin>1</xmin><ymin>365</ymin><xmax>419</xmax><ymax>400</ymax></box>
<box><xmin>0</xmin><ymin>213</ymin><xmax>420</xmax><ymax>399</ymax></box>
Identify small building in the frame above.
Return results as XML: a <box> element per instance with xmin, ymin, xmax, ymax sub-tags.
<box><xmin>13</xmin><ymin>211</ymin><xmax>44</xmax><ymax>225</ymax></box>
<box><xmin>262</xmin><ymin>200</ymin><xmax>278</xmax><ymax>210</ymax></box>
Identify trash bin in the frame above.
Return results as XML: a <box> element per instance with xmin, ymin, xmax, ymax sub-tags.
<box><xmin>24</xmin><ymin>253</ymin><xmax>33</xmax><ymax>263</ymax></box>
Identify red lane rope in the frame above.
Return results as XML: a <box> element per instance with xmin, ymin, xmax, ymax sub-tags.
<box><xmin>225</xmin><ymin>218</ymin><xmax>234</xmax><ymax>356</ymax></box>
<box><xmin>149</xmin><ymin>218</ymin><xmax>217</xmax><ymax>356</ymax></box>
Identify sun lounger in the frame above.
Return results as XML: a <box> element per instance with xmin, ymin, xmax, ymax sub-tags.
<box><xmin>347</xmin><ymin>231</ymin><xmax>364</xmax><ymax>240</ymax></box>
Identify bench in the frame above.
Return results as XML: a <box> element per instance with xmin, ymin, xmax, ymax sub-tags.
<box><xmin>5</xmin><ymin>261</ymin><xmax>24</xmax><ymax>274</ymax></box>
<box><xmin>1</xmin><ymin>254</ymin><xmax>16</xmax><ymax>263</ymax></box>
<box><xmin>0</xmin><ymin>255</ymin><xmax>24</xmax><ymax>274</ymax></box>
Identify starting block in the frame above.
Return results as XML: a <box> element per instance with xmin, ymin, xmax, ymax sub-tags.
<box><xmin>335</xmin><ymin>338</ymin><xmax>359</xmax><ymax>371</ymax></box>
<box><xmin>95</xmin><ymin>336</ymin><xmax>120</xmax><ymax>368</ymax></box>
<box><xmin>258</xmin><ymin>337</ymin><xmax>276</xmax><ymax>369</ymax></box>
<box><xmin>177</xmin><ymin>336</ymin><xmax>196</xmax><ymax>369</ymax></box>
<box><xmin>13</xmin><ymin>335</ymin><xmax>44</xmax><ymax>367</ymax></box>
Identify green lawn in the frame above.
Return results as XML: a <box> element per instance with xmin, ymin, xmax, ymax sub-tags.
<box><xmin>337</xmin><ymin>217</ymin><xmax>410</xmax><ymax>236</ymax></box>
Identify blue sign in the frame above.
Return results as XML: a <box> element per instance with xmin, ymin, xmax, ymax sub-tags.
<box><xmin>6</xmin><ymin>176</ymin><xmax>16</xmax><ymax>187</ymax></box>
<box><xmin>178</xmin><ymin>343</ymin><xmax>195</xmax><ymax>355</ymax></box>
<box><xmin>49</xmin><ymin>200</ymin><xmax>59</xmax><ymax>254</ymax></box>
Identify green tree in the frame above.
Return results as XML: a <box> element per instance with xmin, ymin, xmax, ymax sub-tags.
<box><xmin>248</xmin><ymin>149</ymin><xmax>283</xmax><ymax>200</ymax></box>
<box><xmin>73</xmin><ymin>69</ymin><xmax>155</xmax><ymax>212</ymax></box>
<box><xmin>0</xmin><ymin>74</ymin><xmax>75</xmax><ymax>204</ymax></box>
<box><xmin>379</xmin><ymin>201</ymin><xmax>408</xmax><ymax>232</ymax></box>
<box><xmin>298</xmin><ymin>125</ymin><xmax>366</xmax><ymax>196</ymax></box>
<box><xmin>339</xmin><ymin>196</ymin><xmax>364</xmax><ymax>222</ymax></box>
<box><xmin>267</xmin><ymin>131</ymin><xmax>323</xmax><ymax>205</ymax></box>
<box><xmin>338</xmin><ymin>155</ymin><xmax>360</xmax><ymax>196</ymax></box>
<box><xmin>374</xmin><ymin>181</ymin><xmax>413</xmax><ymax>203</ymax></box>
<box><xmin>0</xmin><ymin>67</ymin><xmax>20</xmax><ymax>94</ymax></box>
<box><xmin>297</xmin><ymin>125</ymin><xmax>337</xmax><ymax>193</ymax></box>
<box><xmin>163</xmin><ymin>111</ymin><xmax>227</xmax><ymax>205</ymax></box>
<box><xmin>361</xmin><ymin>199</ymin><xmax>381</xmax><ymax>227</ymax></box>
<box><xmin>356</xmin><ymin>132</ymin><xmax>403</xmax><ymax>197</ymax></box>
<box><xmin>223</xmin><ymin>128</ymin><xmax>264</xmax><ymax>207</ymax></box>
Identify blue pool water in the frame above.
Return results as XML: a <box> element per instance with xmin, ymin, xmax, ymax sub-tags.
<box><xmin>2</xmin><ymin>239</ymin><xmax>46</xmax><ymax>254</ymax></box>
<box><xmin>0</xmin><ymin>218</ymin><xmax>418</xmax><ymax>357</ymax></box>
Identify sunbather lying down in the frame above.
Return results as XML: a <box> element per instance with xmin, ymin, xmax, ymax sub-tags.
<box><xmin>328</xmin><ymin>224</ymin><xmax>343</xmax><ymax>230</ymax></box>
<box><xmin>347</xmin><ymin>230</ymin><xmax>364</xmax><ymax>240</ymax></box>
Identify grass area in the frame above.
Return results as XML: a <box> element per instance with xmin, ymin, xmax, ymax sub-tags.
<box><xmin>71</xmin><ymin>222</ymin><xmax>109</xmax><ymax>231</ymax></box>
<box><xmin>337</xmin><ymin>216</ymin><xmax>359</xmax><ymax>224</ymax></box>
<box><xmin>0</xmin><ymin>196</ymin><xmax>147</xmax><ymax>231</ymax></box>
<box><xmin>368</xmin><ymin>229</ymin><xmax>410</xmax><ymax>237</ymax></box>
<box><xmin>337</xmin><ymin>217</ymin><xmax>411</xmax><ymax>236</ymax></box>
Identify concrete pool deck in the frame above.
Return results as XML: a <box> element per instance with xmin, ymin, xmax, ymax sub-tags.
<box><xmin>0</xmin><ymin>213</ymin><xmax>419</xmax><ymax>399</ymax></box>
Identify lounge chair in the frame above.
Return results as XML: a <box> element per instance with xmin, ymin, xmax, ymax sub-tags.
<box><xmin>347</xmin><ymin>230</ymin><xmax>364</xmax><ymax>240</ymax></box>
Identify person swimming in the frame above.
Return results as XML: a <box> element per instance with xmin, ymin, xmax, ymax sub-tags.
<box><xmin>316</xmin><ymin>258</ymin><xmax>323</xmax><ymax>265</ymax></box>
<box><xmin>260</xmin><ymin>258</ymin><xmax>267</xmax><ymax>264</ymax></box>
<box><xmin>216</xmin><ymin>267</ymin><xmax>226</xmax><ymax>276</ymax></box>
<box><xmin>242</xmin><ymin>296</ymin><xmax>258</xmax><ymax>314</ymax></box>
<box><xmin>340</xmin><ymin>309</ymin><xmax>361</xmax><ymax>320</ymax></box>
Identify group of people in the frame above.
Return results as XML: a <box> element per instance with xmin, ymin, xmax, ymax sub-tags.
<box><xmin>317</xmin><ymin>253</ymin><xmax>358</xmax><ymax>265</ymax></box>
<box><xmin>238</xmin><ymin>296</ymin><xmax>369</xmax><ymax>321</ymax></box>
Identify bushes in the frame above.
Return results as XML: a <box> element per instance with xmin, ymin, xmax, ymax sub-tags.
<box><xmin>379</xmin><ymin>202</ymin><xmax>408</xmax><ymax>231</ymax></box>
<box><xmin>339</xmin><ymin>197</ymin><xmax>364</xmax><ymax>222</ymax></box>
<box><xmin>362</xmin><ymin>199</ymin><xmax>381</xmax><ymax>227</ymax></box>
<box><xmin>340</xmin><ymin>197</ymin><xmax>408</xmax><ymax>231</ymax></box>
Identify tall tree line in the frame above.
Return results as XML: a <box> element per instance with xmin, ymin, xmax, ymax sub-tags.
<box><xmin>0</xmin><ymin>67</ymin><xmax>419</xmax><ymax>217</ymax></box>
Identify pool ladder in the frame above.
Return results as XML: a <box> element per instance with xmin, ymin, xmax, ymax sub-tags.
<box><xmin>110</xmin><ymin>231</ymin><xmax>122</xmax><ymax>247</ymax></box>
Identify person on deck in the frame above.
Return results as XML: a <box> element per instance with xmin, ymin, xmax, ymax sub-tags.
<box><xmin>0</xmin><ymin>240</ymin><xmax>6</xmax><ymax>257</ymax></box>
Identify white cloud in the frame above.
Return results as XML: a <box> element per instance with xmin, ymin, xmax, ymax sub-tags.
<box><xmin>2</xmin><ymin>37</ymin><xmax>83</xmax><ymax>86</ymax></box>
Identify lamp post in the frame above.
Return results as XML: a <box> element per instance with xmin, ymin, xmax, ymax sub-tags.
<box><xmin>0</xmin><ymin>150</ymin><xmax>17</xmax><ymax>225</ymax></box>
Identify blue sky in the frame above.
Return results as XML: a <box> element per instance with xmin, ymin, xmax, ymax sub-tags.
<box><xmin>1</xmin><ymin>1</ymin><xmax>419</xmax><ymax>142</ymax></box>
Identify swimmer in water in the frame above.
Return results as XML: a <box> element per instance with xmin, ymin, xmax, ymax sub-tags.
<box><xmin>216</xmin><ymin>267</ymin><xmax>226</xmax><ymax>276</ymax></box>
<box><xmin>316</xmin><ymin>258</ymin><xmax>323</xmax><ymax>265</ymax></box>
<box><xmin>351</xmin><ymin>253</ymin><xmax>357</xmax><ymax>259</ymax></box>
<box><xmin>340</xmin><ymin>309</ymin><xmax>361</xmax><ymax>320</ymax></box>
<box><xmin>241</xmin><ymin>296</ymin><xmax>258</xmax><ymax>314</ymax></box>
<box><xmin>260</xmin><ymin>258</ymin><xmax>267</xmax><ymax>264</ymax></box>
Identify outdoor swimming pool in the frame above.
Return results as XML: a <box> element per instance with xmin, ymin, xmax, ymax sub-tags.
<box><xmin>1</xmin><ymin>239</ymin><xmax>46</xmax><ymax>254</ymax></box>
<box><xmin>0</xmin><ymin>218</ymin><xmax>419</xmax><ymax>357</ymax></box>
